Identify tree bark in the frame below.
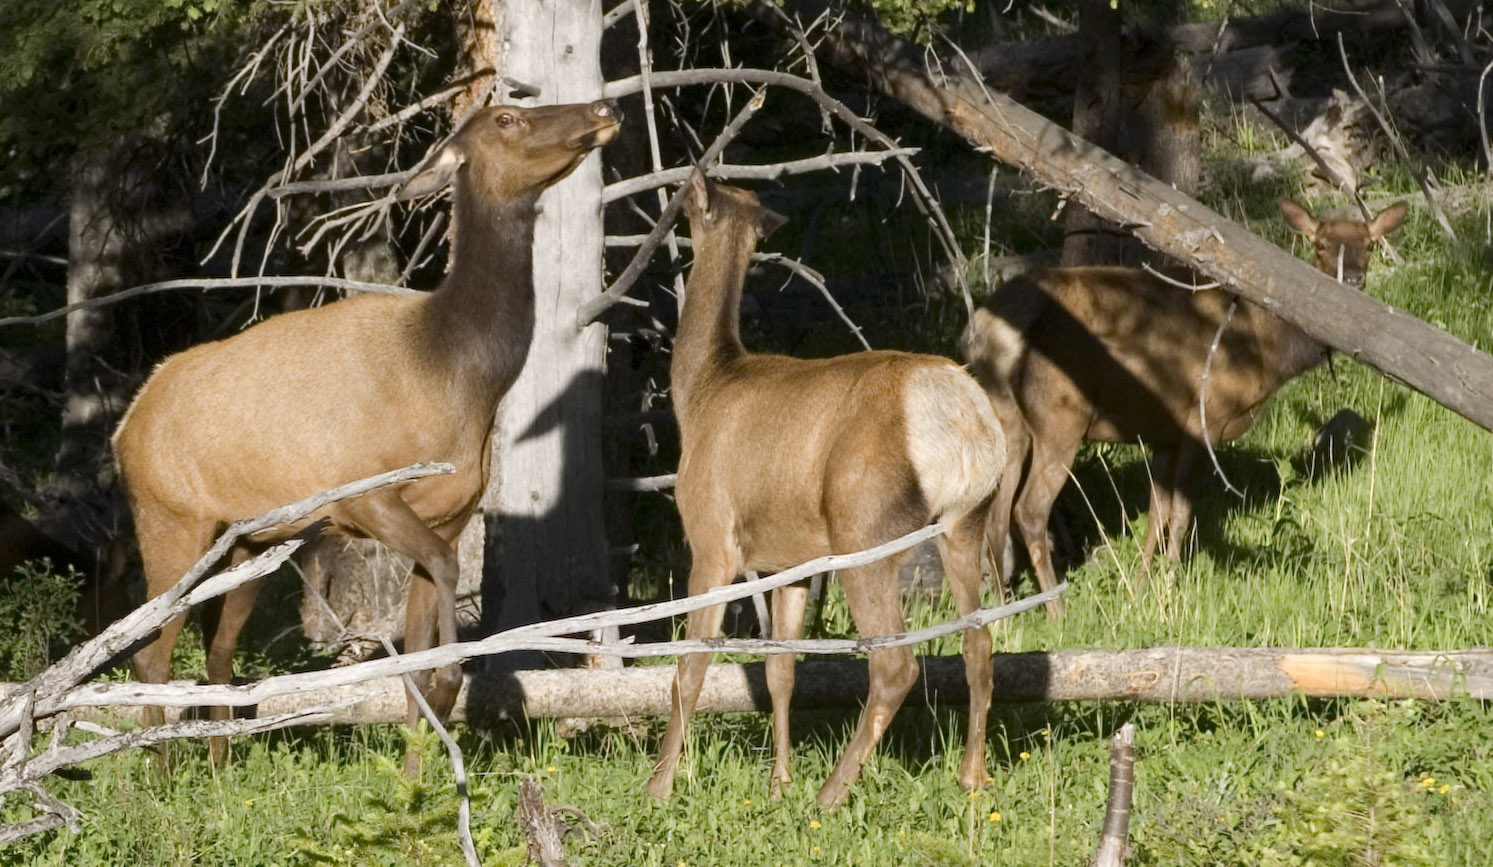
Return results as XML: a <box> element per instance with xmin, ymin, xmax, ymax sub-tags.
<box><xmin>482</xmin><ymin>0</ymin><xmax>614</xmax><ymax>667</ymax></box>
<box><xmin>766</xmin><ymin>0</ymin><xmax>1493</xmax><ymax>433</ymax></box>
<box><xmin>1061</xmin><ymin>0</ymin><xmax>1127</xmax><ymax>266</ymax></box>
<box><xmin>62</xmin><ymin>646</ymin><xmax>1493</xmax><ymax>725</ymax></box>
<box><xmin>964</xmin><ymin>0</ymin><xmax>1481</xmax><ymax>105</ymax></box>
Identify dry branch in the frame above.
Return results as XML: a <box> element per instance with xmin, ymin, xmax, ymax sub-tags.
<box><xmin>768</xmin><ymin>0</ymin><xmax>1493</xmax><ymax>432</ymax></box>
<box><xmin>0</xmin><ymin>462</ymin><xmax>453</xmax><ymax>738</ymax></box>
<box><xmin>1091</xmin><ymin>722</ymin><xmax>1135</xmax><ymax>867</ymax></box>
<box><xmin>579</xmin><ymin>89</ymin><xmax>768</xmax><ymax>324</ymax></box>
<box><xmin>601</xmin><ymin>148</ymin><xmax>919</xmax><ymax>202</ymax></box>
<box><xmin>0</xmin><ymin>276</ymin><xmax>417</xmax><ymax>330</ymax></box>
<box><xmin>516</xmin><ymin>779</ymin><xmax>569</xmax><ymax>867</ymax></box>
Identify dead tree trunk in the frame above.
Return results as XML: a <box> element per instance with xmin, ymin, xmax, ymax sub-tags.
<box><xmin>62</xmin><ymin>646</ymin><xmax>1493</xmax><ymax>725</ymax></box>
<box><xmin>1061</xmin><ymin>0</ymin><xmax>1127</xmax><ymax>266</ymax></box>
<box><xmin>481</xmin><ymin>0</ymin><xmax>614</xmax><ymax>668</ymax></box>
<box><xmin>764</xmin><ymin>0</ymin><xmax>1493</xmax><ymax>433</ymax></box>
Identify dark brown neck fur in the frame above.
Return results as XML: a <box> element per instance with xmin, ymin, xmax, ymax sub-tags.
<box><xmin>419</xmin><ymin>186</ymin><xmax>540</xmax><ymax>403</ymax></box>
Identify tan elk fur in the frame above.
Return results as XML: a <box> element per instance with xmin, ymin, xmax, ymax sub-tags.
<box><xmin>111</xmin><ymin>102</ymin><xmax>620</xmax><ymax>763</ymax></box>
<box><xmin>647</xmin><ymin>175</ymin><xmax>1006</xmax><ymax>811</ymax></box>
<box><xmin>963</xmin><ymin>198</ymin><xmax>1407</xmax><ymax>618</ymax></box>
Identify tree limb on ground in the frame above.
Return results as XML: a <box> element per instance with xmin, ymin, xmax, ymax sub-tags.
<box><xmin>29</xmin><ymin>647</ymin><xmax>1493</xmax><ymax>726</ymax></box>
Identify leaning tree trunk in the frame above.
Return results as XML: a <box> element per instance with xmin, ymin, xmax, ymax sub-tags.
<box><xmin>764</xmin><ymin>0</ymin><xmax>1493</xmax><ymax>433</ymax></box>
<box><xmin>478</xmin><ymin>0</ymin><xmax>614</xmax><ymax>669</ymax></box>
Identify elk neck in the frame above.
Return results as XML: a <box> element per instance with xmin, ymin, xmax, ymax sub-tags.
<box><xmin>1238</xmin><ymin>296</ymin><xmax>1330</xmax><ymax>384</ymax></box>
<box><xmin>418</xmin><ymin>187</ymin><xmax>541</xmax><ymax>401</ymax></box>
<box><xmin>671</xmin><ymin>217</ymin><xmax>754</xmax><ymax>416</ymax></box>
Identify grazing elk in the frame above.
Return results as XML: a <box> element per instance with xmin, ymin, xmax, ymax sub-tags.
<box><xmin>111</xmin><ymin>101</ymin><xmax>621</xmax><ymax>763</ymax></box>
<box><xmin>963</xmin><ymin>198</ymin><xmax>1408</xmax><ymax>618</ymax></box>
<box><xmin>647</xmin><ymin>174</ymin><xmax>1006</xmax><ymax>811</ymax></box>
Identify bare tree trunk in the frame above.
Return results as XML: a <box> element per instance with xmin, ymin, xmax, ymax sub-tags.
<box><xmin>54</xmin><ymin>139</ymin><xmax>192</xmax><ymax>554</ymax></box>
<box><xmin>57</xmin><ymin>151</ymin><xmax>128</xmax><ymax>506</ymax></box>
<box><xmin>1062</xmin><ymin>0</ymin><xmax>1127</xmax><ymax>266</ymax></box>
<box><xmin>482</xmin><ymin>0</ymin><xmax>614</xmax><ymax>668</ymax></box>
<box><xmin>1064</xmin><ymin>4</ymin><xmax>1200</xmax><ymax>269</ymax></box>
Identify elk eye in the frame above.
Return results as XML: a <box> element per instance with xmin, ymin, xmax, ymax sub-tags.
<box><xmin>495</xmin><ymin>113</ymin><xmax>516</xmax><ymax>127</ymax></box>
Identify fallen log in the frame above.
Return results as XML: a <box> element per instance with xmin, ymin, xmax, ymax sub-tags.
<box><xmin>42</xmin><ymin>648</ymin><xmax>1493</xmax><ymax>726</ymax></box>
<box><xmin>762</xmin><ymin>0</ymin><xmax>1493</xmax><ymax>433</ymax></box>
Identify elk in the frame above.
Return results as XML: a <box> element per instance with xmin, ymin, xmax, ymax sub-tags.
<box><xmin>962</xmin><ymin>198</ymin><xmax>1408</xmax><ymax>618</ymax></box>
<box><xmin>647</xmin><ymin>174</ymin><xmax>1006</xmax><ymax>811</ymax></box>
<box><xmin>111</xmin><ymin>101</ymin><xmax>621</xmax><ymax>762</ymax></box>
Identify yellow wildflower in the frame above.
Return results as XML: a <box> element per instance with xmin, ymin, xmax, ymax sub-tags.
<box><xmin>1019</xmin><ymin>751</ymin><xmax>1031</xmax><ymax>761</ymax></box>
<box><xmin>809</xmin><ymin>819</ymin><xmax>821</xmax><ymax>830</ymax></box>
<box><xmin>1439</xmin><ymin>784</ymin><xmax>1451</xmax><ymax>794</ymax></box>
<box><xmin>988</xmin><ymin>810</ymin><xmax>1002</xmax><ymax>822</ymax></box>
<box><xmin>1313</xmin><ymin>729</ymin><xmax>1325</xmax><ymax>738</ymax></box>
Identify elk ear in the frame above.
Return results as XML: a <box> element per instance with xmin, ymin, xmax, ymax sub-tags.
<box><xmin>1278</xmin><ymin>198</ymin><xmax>1319</xmax><ymax>238</ymax></box>
<box><xmin>1368</xmin><ymin>201</ymin><xmax>1409</xmax><ymax>240</ymax></box>
<box><xmin>757</xmin><ymin>207</ymin><xmax>787</xmax><ymax>241</ymax></box>
<box><xmin>396</xmin><ymin>144</ymin><xmax>466</xmax><ymax>201</ymax></box>
<box><xmin>686</xmin><ymin>169</ymin><xmax>712</xmax><ymax>217</ymax></box>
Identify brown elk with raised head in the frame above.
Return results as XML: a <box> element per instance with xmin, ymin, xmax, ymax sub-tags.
<box><xmin>111</xmin><ymin>101</ymin><xmax>621</xmax><ymax>763</ymax></box>
<box><xmin>647</xmin><ymin>174</ymin><xmax>1006</xmax><ymax>811</ymax></box>
<box><xmin>962</xmin><ymin>198</ymin><xmax>1408</xmax><ymax>618</ymax></box>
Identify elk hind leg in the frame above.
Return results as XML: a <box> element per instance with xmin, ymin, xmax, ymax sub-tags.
<box><xmin>938</xmin><ymin>508</ymin><xmax>994</xmax><ymax>791</ymax></box>
<box><xmin>817</xmin><ymin>556</ymin><xmax>917</xmax><ymax>811</ymax></box>
<box><xmin>1011</xmin><ymin>432</ymin><xmax>1079</xmax><ymax>619</ymax></box>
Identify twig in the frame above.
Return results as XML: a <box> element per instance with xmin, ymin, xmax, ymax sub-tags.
<box><xmin>1337</xmin><ymin>33</ymin><xmax>1457</xmax><ymax>239</ymax></box>
<box><xmin>1139</xmin><ymin>262</ymin><xmax>1221</xmax><ymax>292</ymax></box>
<box><xmin>0</xmin><ymin>276</ymin><xmax>417</xmax><ymax>329</ymax></box>
<box><xmin>379</xmin><ymin>638</ymin><xmax>480</xmax><ymax>867</ymax></box>
<box><xmin>602</xmin><ymin>0</ymin><xmax>637</xmax><ymax>30</ymax></box>
<box><xmin>30</xmin><ymin>572</ymin><xmax>1067</xmax><ymax>720</ymax></box>
<box><xmin>606</xmin><ymin>66</ymin><xmax>965</xmax><ymax>294</ymax></box>
<box><xmin>213</xmin><ymin>23</ymin><xmax>408</xmax><ymax>277</ymax></box>
<box><xmin>1090</xmin><ymin>722</ymin><xmax>1136</xmax><ymax>867</ymax></box>
<box><xmin>603</xmin><ymin>148</ymin><xmax>919</xmax><ymax>203</ymax></box>
<box><xmin>269</xmin><ymin>171</ymin><xmax>412</xmax><ymax>198</ymax></box>
<box><xmin>604</xmin><ymin>473</ymin><xmax>677</xmax><ymax>492</ymax></box>
<box><xmin>576</xmin><ymin>89</ymin><xmax>768</xmax><ymax>326</ymax></box>
<box><xmin>0</xmin><ymin>702</ymin><xmax>351</xmax><ymax>844</ymax></box>
<box><xmin>631</xmin><ymin>0</ymin><xmax>687</xmax><ymax>308</ymax></box>
<box><xmin>758</xmin><ymin>253</ymin><xmax>873</xmax><ymax>350</ymax></box>
<box><xmin>1249</xmin><ymin>90</ymin><xmax>1364</xmax><ymax>206</ymax></box>
<box><xmin>1198</xmin><ymin>301</ymin><xmax>1246</xmax><ymax>499</ymax></box>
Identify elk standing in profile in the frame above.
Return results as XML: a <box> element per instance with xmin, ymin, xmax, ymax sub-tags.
<box><xmin>963</xmin><ymin>198</ymin><xmax>1407</xmax><ymax>617</ymax></box>
<box><xmin>111</xmin><ymin>101</ymin><xmax>621</xmax><ymax>763</ymax></box>
<box><xmin>647</xmin><ymin>174</ymin><xmax>1006</xmax><ymax>810</ymax></box>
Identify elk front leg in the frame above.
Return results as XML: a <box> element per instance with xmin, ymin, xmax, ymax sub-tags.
<box><xmin>340</xmin><ymin>491</ymin><xmax>461</xmax><ymax>777</ymax></box>
<box><xmin>647</xmin><ymin>556</ymin><xmax>734</xmax><ymax>800</ymax></box>
<box><xmin>767</xmin><ymin>579</ymin><xmax>810</xmax><ymax>797</ymax></box>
